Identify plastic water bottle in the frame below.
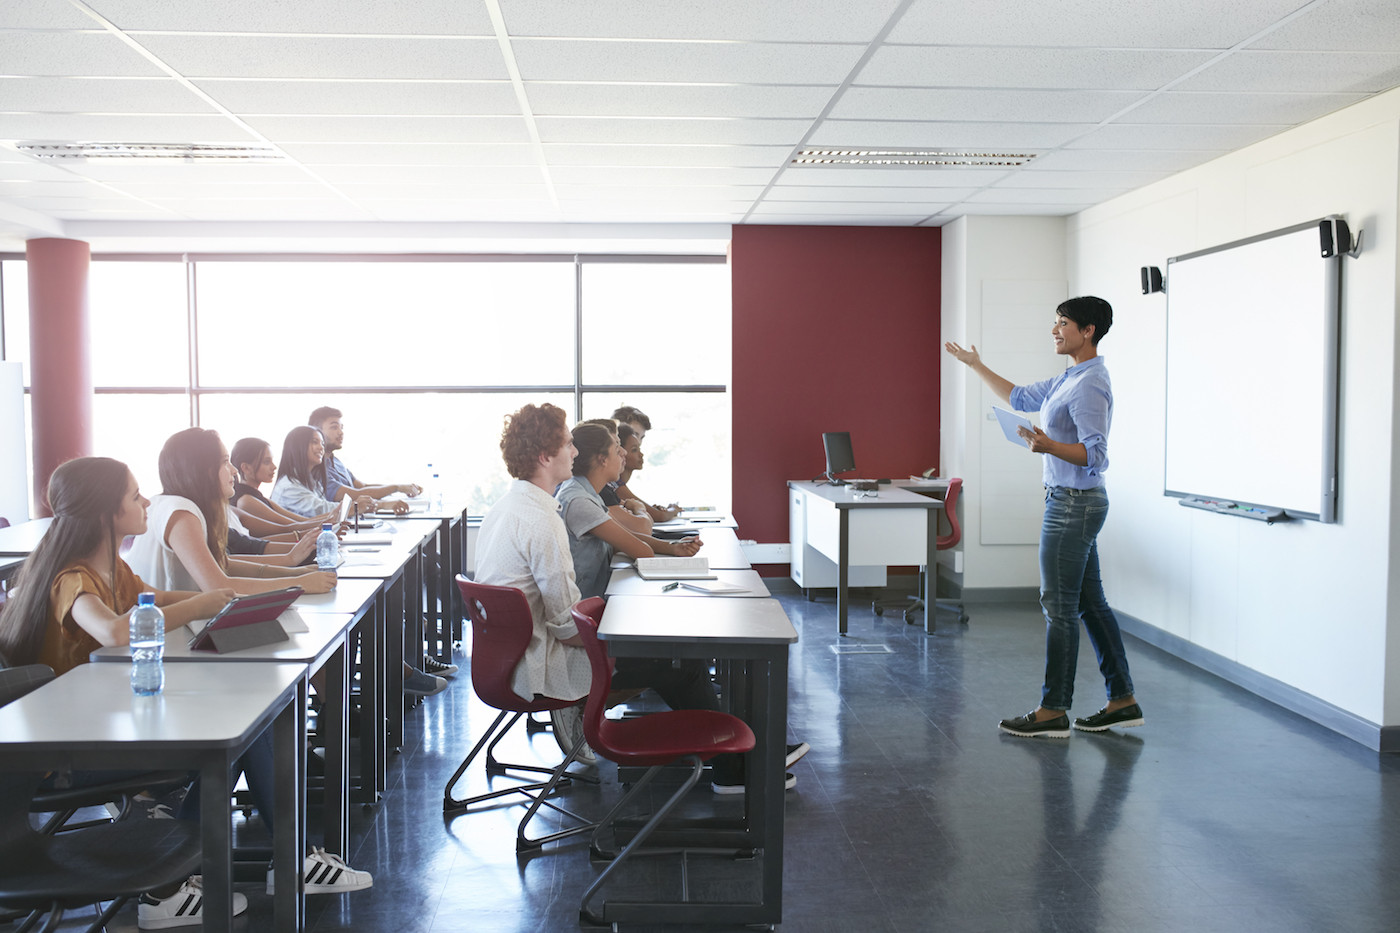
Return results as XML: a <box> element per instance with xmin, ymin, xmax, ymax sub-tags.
<box><xmin>130</xmin><ymin>592</ymin><xmax>165</xmax><ymax>696</ymax></box>
<box><xmin>316</xmin><ymin>523</ymin><xmax>339</xmax><ymax>570</ymax></box>
<box><xmin>431</xmin><ymin>472</ymin><xmax>443</xmax><ymax>511</ymax></box>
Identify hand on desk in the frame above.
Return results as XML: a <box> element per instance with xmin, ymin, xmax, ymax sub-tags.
<box><xmin>660</xmin><ymin>536</ymin><xmax>703</xmax><ymax>557</ymax></box>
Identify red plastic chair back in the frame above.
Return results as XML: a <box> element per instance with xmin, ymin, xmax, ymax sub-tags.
<box><xmin>569</xmin><ymin>597</ymin><xmax>614</xmax><ymax>751</ymax></box>
<box><xmin>937</xmin><ymin>478</ymin><xmax>962</xmax><ymax>551</ymax></box>
<box><xmin>455</xmin><ymin>575</ymin><xmax>562</xmax><ymax>714</ymax></box>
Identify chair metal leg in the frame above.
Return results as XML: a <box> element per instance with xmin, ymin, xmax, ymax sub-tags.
<box><xmin>514</xmin><ymin>735</ymin><xmax>599</xmax><ymax>853</ymax></box>
<box><xmin>443</xmin><ymin>709</ymin><xmax>595</xmax><ymax>816</ymax></box>
<box><xmin>579</xmin><ymin>756</ymin><xmax>704</xmax><ymax>925</ymax></box>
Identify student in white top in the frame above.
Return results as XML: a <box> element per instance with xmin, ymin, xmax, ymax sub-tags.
<box><xmin>270</xmin><ymin>425</ymin><xmax>373</xmax><ymax>519</ymax></box>
<box><xmin>229</xmin><ymin>436</ymin><xmax>341</xmax><ymax>539</ymax></box>
<box><xmin>126</xmin><ymin>428</ymin><xmax>337</xmax><ymax>596</ymax></box>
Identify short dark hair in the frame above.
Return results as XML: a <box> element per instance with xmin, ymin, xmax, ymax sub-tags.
<box><xmin>611</xmin><ymin>406</ymin><xmax>651</xmax><ymax>431</ymax></box>
<box><xmin>616</xmin><ymin>423</ymin><xmax>637</xmax><ymax>445</ymax></box>
<box><xmin>308</xmin><ymin>406</ymin><xmax>341</xmax><ymax>427</ymax></box>
<box><xmin>1056</xmin><ymin>296</ymin><xmax>1113</xmax><ymax>345</ymax></box>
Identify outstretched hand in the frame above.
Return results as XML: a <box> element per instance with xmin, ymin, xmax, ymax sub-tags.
<box><xmin>944</xmin><ymin>341</ymin><xmax>980</xmax><ymax>367</ymax></box>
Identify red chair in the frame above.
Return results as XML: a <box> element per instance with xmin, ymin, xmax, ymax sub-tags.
<box><xmin>873</xmin><ymin>477</ymin><xmax>969</xmax><ymax>628</ymax></box>
<box><xmin>442</xmin><ymin>576</ymin><xmax>596</xmax><ymax>852</ymax></box>
<box><xmin>563</xmin><ymin>597</ymin><xmax>755</xmax><ymax>926</ymax></box>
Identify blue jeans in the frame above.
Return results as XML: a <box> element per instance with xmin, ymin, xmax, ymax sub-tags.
<box><xmin>1039</xmin><ymin>486</ymin><xmax>1135</xmax><ymax>711</ymax></box>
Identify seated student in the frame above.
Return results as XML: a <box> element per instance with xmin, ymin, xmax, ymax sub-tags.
<box><xmin>576</xmin><ymin>418</ymin><xmax>652</xmax><ymax>536</ymax></box>
<box><xmin>556</xmin><ymin>421</ymin><xmax>701</xmax><ymax>600</ymax></box>
<box><xmin>229</xmin><ymin>436</ymin><xmax>341</xmax><ymax>538</ymax></box>
<box><xmin>0</xmin><ymin>457</ymin><xmax>371</xmax><ymax>924</ymax></box>
<box><xmin>270</xmin><ymin>425</ymin><xmax>374</xmax><ymax>520</ymax></box>
<box><xmin>475</xmin><ymin>406</ymin><xmax>798</xmax><ymax>790</ymax></box>
<box><xmin>309</xmin><ymin>407</ymin><xmax>419</xmax><ymax>515</ymax></box>
<box><xmin>610</xmin><ymin>405</ymin><xmax>680</xmax><ymax>522</ymax></box>
<box><xmin>126</xmin><ymin>428</ymin><xmax>337</xmax><ymax>596</ymax></box>
<box><xmin>226</xmin><ymin>505</ymin><xmax>319</xmax><ymax>568</ymax></box>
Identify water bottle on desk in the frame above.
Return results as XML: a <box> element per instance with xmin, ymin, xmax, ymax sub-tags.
<box><xmin>130</xmin><ymin>592</ymin><xmax>165</xmax><ymax>696</ymax></box>
<box><xmin>316</xmin><ymin>523</ymin><xmax>339</xmax><ymax>570</ymax></box>
<box><xmin>431</xmin><ymin>472</ymin><xmax>443</xmax><ymax>511</ymax></box>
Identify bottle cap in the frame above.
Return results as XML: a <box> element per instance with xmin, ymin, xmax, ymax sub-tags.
<box><xmin>137</xmin><ymin>592</ymin><xmax>156</xmax><ymax>606</ymax></box>
<box><xmin>322</xmin><ymin>523</ymin><xmax>332</xmax><ymax>530</ymax></box>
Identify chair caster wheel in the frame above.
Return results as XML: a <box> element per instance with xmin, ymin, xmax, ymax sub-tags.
<box><xmin>873</xmin><ymin>605</ymin><xmax>885</xmax><ymax>617</ymax></box>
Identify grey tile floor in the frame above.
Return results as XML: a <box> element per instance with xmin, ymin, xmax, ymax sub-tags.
<box><xmin>47</xmin><ymin>584</ymin><xmax>1400</xmax><ymax>931</ymax></box>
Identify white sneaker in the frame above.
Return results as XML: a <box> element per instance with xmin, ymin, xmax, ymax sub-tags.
<box><xmin>549</xmin><ymin>703</ymin><xmax>596</xmax><ymax>763</ymax></box>
<box><xmin>712</xmin><ymin>772</ymin><xmax>797</xmax><ymax>795</ymax></box>
<box><xmin>266</xmin><ymin>847</ymin><xmax>373</xmax><ymax>895</ymax></box>
<box><xmin>138</xmin><ymin>876</ymin><xmax>247</xmax><ymax>929</ymax></box>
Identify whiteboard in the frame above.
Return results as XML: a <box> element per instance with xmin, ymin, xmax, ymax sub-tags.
<box><xmin>1164</xmin><ymin>219</ymin><xmax>1340</xmax><ymax>522</ymax></box>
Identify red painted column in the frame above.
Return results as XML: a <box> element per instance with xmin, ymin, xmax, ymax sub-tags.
<box><xmin>26</xmin><ymin>237</ymin><xmax>92</xmax><ymax>516</ymax></box>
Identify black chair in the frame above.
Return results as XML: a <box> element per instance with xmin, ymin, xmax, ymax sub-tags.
<box><xmin>0</xmin><ymin>665</ymin><xmax>204</xmax><ymax>933</ymax></box>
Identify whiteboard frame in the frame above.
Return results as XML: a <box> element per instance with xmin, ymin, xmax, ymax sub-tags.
<box><xmin>1163</xmin><ymin>217</ymin><xmax>1341</xmax><ymax>523</ymax></box>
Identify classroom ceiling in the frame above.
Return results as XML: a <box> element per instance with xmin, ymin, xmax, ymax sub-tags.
<box><xmin>2</xmin><ymin>0</ymin><xmax>1400</xmax><ymax>251</ymax></box>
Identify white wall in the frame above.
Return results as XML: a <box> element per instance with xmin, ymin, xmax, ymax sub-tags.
<box><xmin>0</xmin><ymin>361</ymin><xmax>28</xmax><ymax>523</ymax></box>
<box><xmin>1067</xmin><ymin>88</ymin><xmax>1400</xmax><ymax>726</ymax></box>
<box><xmin>941</xmin><ymin>215</ymin><xmax>1066</xmax><ymax>590</ymax></box>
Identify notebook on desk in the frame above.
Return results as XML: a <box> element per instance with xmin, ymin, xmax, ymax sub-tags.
<box><xmin>635</xmin><ymin>557</ymin><xmax>715</xmax><ymax>580</ymax></box>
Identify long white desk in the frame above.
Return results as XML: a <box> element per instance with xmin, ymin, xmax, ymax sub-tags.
<box><xmin>0</xmin><ymin>663</ymin><xmax>307</xmax><ymax>932</ymax></box>
<box><xmin>788</xmin><ymin>479</ymin><xmax>948</xmax><ymax>635</ymax></box>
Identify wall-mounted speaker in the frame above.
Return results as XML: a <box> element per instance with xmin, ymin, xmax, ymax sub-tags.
<box><xmin>1140</xmin><ymin>265</ymin><xmax>1164</xmax><ymax>294</ymax></box>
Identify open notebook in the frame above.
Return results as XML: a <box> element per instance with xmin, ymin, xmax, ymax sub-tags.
<box><xmin>634</xmin><ymin>557</ymin><xmax>715</xmax><ymax>580</ymax></box>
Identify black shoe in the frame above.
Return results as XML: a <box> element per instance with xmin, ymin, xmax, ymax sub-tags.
<box><xmin>998</xmin><ymin>709</ymin><xmax>1071</xmax><ymax>738</ymax></box>
<box><xmin>1073</xmin><ymin>703</ymin><xmax>1145</xmax><ymax>732</ymax></box>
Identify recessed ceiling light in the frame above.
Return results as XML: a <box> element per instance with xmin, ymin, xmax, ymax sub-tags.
<box><xmin>17</xmin><ymin>142</ymin><xmax>284</xmax><ymax>162</ymax></box>
<box><xmin>792</xmin><ymin>148</ymin><xmax>1035</xmax><ymax>167</ymax></box>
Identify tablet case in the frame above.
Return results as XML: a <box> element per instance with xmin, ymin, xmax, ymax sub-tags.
<box><xmin>189</xmin><ymin>586</ymin><xmax>303</xmax><ymax>653</ymax></box>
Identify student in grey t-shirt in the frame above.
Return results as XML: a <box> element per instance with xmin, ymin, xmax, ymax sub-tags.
<box><xmin>555</xmin><ymin>422</ymin><xmax>701</xmax><ymax>600</ymax></box>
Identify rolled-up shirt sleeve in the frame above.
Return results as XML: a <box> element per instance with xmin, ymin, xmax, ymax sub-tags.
<box><xmin>1069</xmin><ymin>380</ymin><xmax>1112</xmax><ymax>475</ymax></box>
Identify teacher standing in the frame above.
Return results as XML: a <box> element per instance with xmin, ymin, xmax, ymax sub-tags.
<box><xmin>945</xmin><ymin>296</ymin><xmax>1143</xmax><ymax>738</ymax></box>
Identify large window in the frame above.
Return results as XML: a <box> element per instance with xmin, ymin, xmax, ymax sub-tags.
<box><xmin>0</xmin><ymin>255</ymin><xmax>731</xmax><ymax>515</ymax></box>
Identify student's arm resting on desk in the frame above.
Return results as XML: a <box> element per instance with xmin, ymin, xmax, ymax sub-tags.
<box><xmin>607</xmin><ymin>504</ymin><xmax>654</xmax><ymax>535</ymax></box>
<box><xmin>614</xmin><ymin>482</ymin><xmax>679</xmax><ymax>523</ymax></box>
<box><xmin>70</xmin><ymin>587</ymin><xmax>237</xmax><ymax>646</ymax></box>
<box><xmin>233</xmin><ymin>497</ymin><xmax>333</xmax><ymax>535</ymax></box>
<box><xmin>166</xmin><ymin>511</ymin><xmax>337</xmax><ymax>595</ymax></box>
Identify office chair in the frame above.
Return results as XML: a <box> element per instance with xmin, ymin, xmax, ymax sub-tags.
<box><xmin>443</xmin><ymin>576</ymin><xmax>597</xmax><ymax>852</ymax></box>
<box><xmin>566</xmin><ymin>598</ymin><xmax>756</xmax><ymax>927</ymax></box>
<box><xmin>0</xmin><ymin>665</ymin><xmax>203</xmax><ymax>933</ymax></box>
<box><xmin>873</xmin><ymin>478</ymin><xmax>970</xmax><ymax>629</ymax></box>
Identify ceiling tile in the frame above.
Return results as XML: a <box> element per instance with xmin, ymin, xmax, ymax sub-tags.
<box><xmin>1066</xmin><ymin>122</ymin><xmax>1291</xmax><ymax>150</ymax></box>
<box><xmin>1175</xmin><ymin>50</ymin><xmax>1400</xmax><ymax>94</ymax></box>
<box><xmin>1029</xmin><ymin>148</ymin><xmax>1229</xmax><ymax>173</ymax></box>
<box><xmin>68</xmin><ymin>161</ymin><xmax>321</xmax><ymax>184</ymax></box>
<box><xmin>144</xmin><ymin>198</ymin><xmax>373</xmax><ymax>220</ymax></box>
<box><xmin>751</xmin><ymin>199</ymin><xmax>953</xmax><ymax>214</ymax></box>
<box><xmin>133</xmin><ymin>35</ymin><xmax>508</xmax><ymax>80</ymax></box>
<box><xmin>830</xmin><ymin>87</ymin><xmax>1145</xmax><ymax>122</ymax></box>
<box><xmin>278</xmin><ymin>143</ymin><xmax>539</xmax><ymax>166</ymax></box>
<box><xmin>338</xmin><ymin>181</ymin><xmax>551</xmax><ymax>198</ymax></box>
<box><xmin>112</xmin><ymin>182</ymin><xmax>332</xmax><ymax>198</ymax></box>
<box><xmin>241</xmin><ymin>115</ymin><xmax>532</xmax><ymax>145</ymax></box>
<box><xmin>553</xmin><ymin>184</ymin><xmax>764</xmax><ymax>203</ymax></box>
<box><xmin>1253</xmin><ymin>0</ymin><xmax>1400</xmax><ymax>52</ymax></box>
<box><xmin>193</xmin><ymin>79</ymin><xmax>519</xmax><ymax>116</ymax></box>
<box><xmin>0</xmin><ymin>76</ymin><xmax>216</xmax><ymax>113</ymax></box>
<box><xmin>359</xmin><ymin>200</ymin><xmax>562</xmax><ymax>221</ymax></box>
<box><xmin>763</xmin><ymin>183</ymin><xmax>979</xmax><ymax>202</ymax></box>
<box><xmin>535</xmin><ymin>116</ymin><xmax>811</xmax><ymax>146</ymax></box>
<box><xmin>965</xmin><ymin>186</ymin><xmax>1125</xmax><ymax>204</ymax></box>
<box><xmin>888</xmin><ymin>0</ymin><xmax>1308</xmax><ymax>49</ymax></box>
<box><xmin>541</xmin><ymin>144</ymin><xmax>791</xmax><ymax>168</ymax></box>
<box><xmin>0</xmin><ymin>112</ymin><xmax>256</xmax><ymax>142</ymax></box>
<box><xmin>525</xmin><ymin>83</ymin><xmax>835</xmax><ymax>119</ymax></box>
<box><xmin>318</xmin><ymin>165</ymin><xmax>546</xmax><ymax>186</ymax></box>
<box><xmin>857</xmin><ymin>46</ymin><xmax>1217</xmax><ymax>90</ymax></box>
<box><xmin>550</xmin><ymin>165</ymin><xmax>775</xmax><ymax>186</ymax></box>
<box><xmin>511</xmin><ymin>38</ymin><xmax>865</xmax><ymax>84</ymax></box>
<box><xmin>808</xmin><ymin>120</ymin><xmax>1091</xmax><ymax>150</ymax></box>
<box><xmin>86</xmin><ymin>0</ymin><xmax>496</xmax><ymax>35</ymax></box>
<box><xmin>1126</xmin><ymin>90</ymin><xmax>1367</xmax><ymax>125</ymax></box>
<box><xmin>997</xmin><ymin>169</ymin><xmax>1165</xmax><ymax>189</ymax></box>
<box><xmin>0</xmin><ymin>32</ymin><xmax>164</xmax><ymax>76</ymax></box>
<box><xmin>497</xmin><ymin>0</ymin><xmax>902</xmax><ymax>42</ymax></box>
<box><xmin>2</xmin><ymin>0</ymin><xmax>103</xmax><ymax>29</ymax></box>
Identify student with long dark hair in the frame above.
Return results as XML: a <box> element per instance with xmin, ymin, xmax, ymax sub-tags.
<box><xmin>0</xmin><ymin>456</ymin><xmax>248</xmax><ymax>928</ymax></box>
<box><xmin>270</xmin><ymin>426</ymin><xmax>373</xmax><ymax>519</ymax></box>
<box><xmin>125</xmin><ymin>428</ymin><xmax>336</xmax><ymax>596</ymax></box>
<box><xmin>229</xmin><ymin>436</ymin><xmax>339</xmax><ymax>537</ymax></box>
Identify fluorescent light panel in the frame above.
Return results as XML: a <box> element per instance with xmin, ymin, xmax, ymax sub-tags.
<box><xmin>18</xmin><ymin>142</ymin><xmax>283</xmax><ymax>162</ymax></box>
<box><xmin>792</xmin><ymin>148</ymin><xmax>1035</xmax><ymax>167</ymax></box>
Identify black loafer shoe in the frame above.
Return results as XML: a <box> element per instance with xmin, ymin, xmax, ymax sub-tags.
<box><xmin>998</xmin><ymin>709</ymin><xmax>1071</xmax><ymax>738</ymax></box>
<box><xmin>1073</xmin><ymin>703</ymin><xmax>1144</xmax><ymax>732</ymax></box>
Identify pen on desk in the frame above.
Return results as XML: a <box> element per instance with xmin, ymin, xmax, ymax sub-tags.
<box><xmin>661</xmin><ymin>582</ymin><xmax>680</xmax><ymax>592</ymax></box>
<box><xmin>353</xmin><ymin>503</ymin><xmax>360</xmax><ymax>532</ymax></box>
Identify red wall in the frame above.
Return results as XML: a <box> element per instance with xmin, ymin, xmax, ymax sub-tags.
<box><xmin>730</xmin><ymin>225</ymin><xmax>942</xmax><ymax>558</ymax></box>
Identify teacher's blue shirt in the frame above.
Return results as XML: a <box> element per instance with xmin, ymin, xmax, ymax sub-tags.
<box><xmin>1009</xmin><ymin>356</ymin><xmax>1112</xmax><ymax>490</ymax></box>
